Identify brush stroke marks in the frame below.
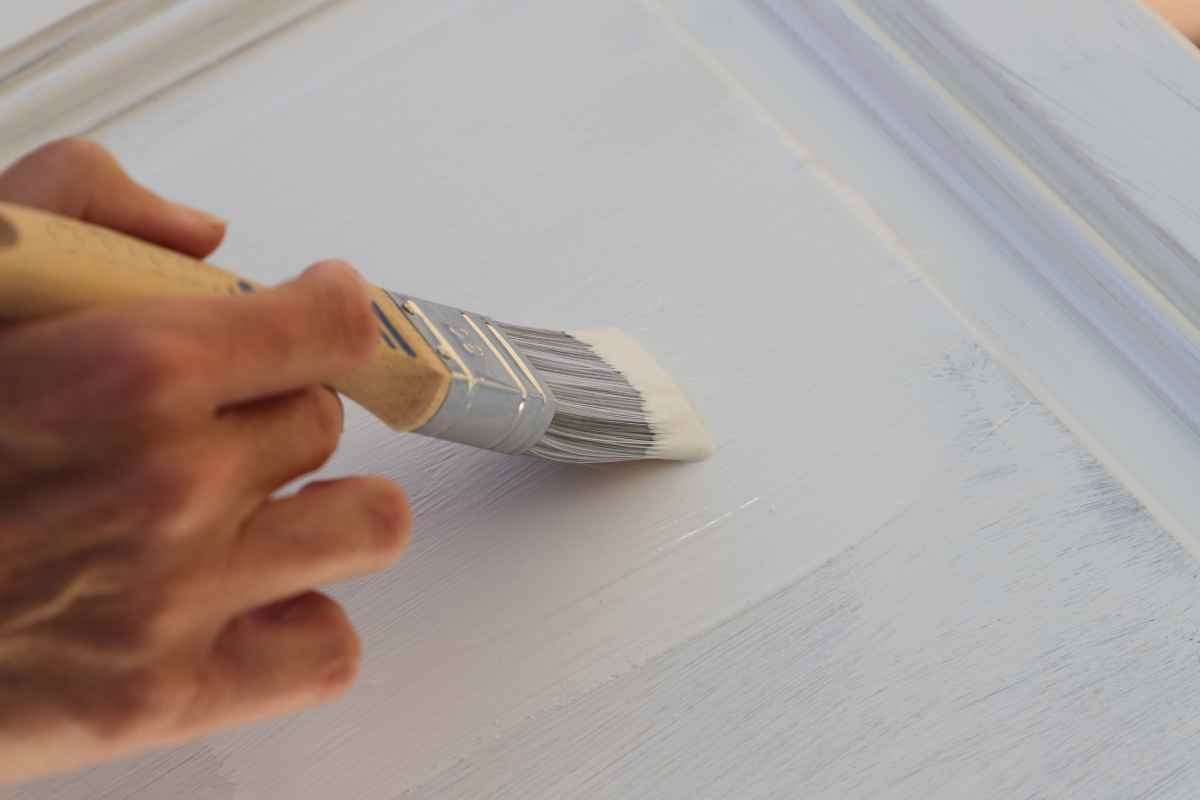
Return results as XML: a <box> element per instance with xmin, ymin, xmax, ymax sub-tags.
<box><xmin>5</xmin><ymin>0</ymin><xmax>1200</xmax><ymax>798</ymax></box>
<box><xmin>406</xmin><ymin>401</ymin><xmax>1200</xmax><ymax>800</ymax></box>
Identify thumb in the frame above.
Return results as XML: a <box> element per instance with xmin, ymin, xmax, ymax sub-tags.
<box><xmin>0</xmin><ymin>138</ymin><xmax>226</xmax><ymax>259</ymax></box>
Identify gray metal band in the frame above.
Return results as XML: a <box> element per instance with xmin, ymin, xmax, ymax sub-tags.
<box><xmin>389</xmin><ymin>293</ymin><xmax>557</xmax><ymax>454</ymax></box>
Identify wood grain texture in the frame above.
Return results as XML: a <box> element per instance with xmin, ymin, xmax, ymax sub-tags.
<box><xmin>408</xmin><ymin>393</ymin><xmax>1200</xmax><ymax>799</ymax></box>
<box><xmin>4</xmin><ymin>0</ymin><xmax>1200</xmax><ymax>798</ymax></box>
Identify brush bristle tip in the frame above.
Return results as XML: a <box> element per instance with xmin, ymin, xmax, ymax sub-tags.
<box><xmin>571</xmin><ymin>328</ymin><xmax>713</xmax><ymax>463</ymax></box>
<box><xmin>494</xmin><ymin>323</ymin><xmax>712</xmax><ymax>464</ymax></box>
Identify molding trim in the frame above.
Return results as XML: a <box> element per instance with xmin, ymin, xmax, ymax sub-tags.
<box><xmin>648</xmin><ymin>0</ymin><xmax>1200</xmax><ymax>547</ymax></box>
<box><xmin>0</xmin><ymin>0</ymin><xmax>338</xmax><ymax>165</ymax></box>
<box><xmin>750</xmin><ymin>0</ymin><xmax>1200</xmax><ymax>547</ymax></box>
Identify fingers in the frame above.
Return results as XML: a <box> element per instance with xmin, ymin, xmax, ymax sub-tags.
<box><xmin>197</xmin><ymin>592</ymin><xmax>361</xmax><ymax>731</ymax></box>
<box><xmin>0</xmin><ymin>142</ymin><xmax>377</xmax><ymax>419</ymax></box>
<box><xmin>225</xmin><ymin>477</ymin><xmax>410</xmax><ymax>611</ymax></box>
<box><xmin>0</xmin><ymin>259</ymin><xmax>378</xmax><ymax>442</ymax></box>
<box><xmin>0</xmin><ymin>139</ymin><xmax>225</xmax><ymax>258</ymax></box>
<box><xmin>218</xmin><ymin>386</ymin><xmax>345</xmax><ymax>492</ymax></box>
<box><xmin>1148</xmin><ymin>0</ymin><xmax>1200</xmax><ymax>40</ymax></box>
<box><xmin>0</xmin><ymin>308</ymin><xmax>197</xmax><ymax>448</ymax></box>
<box><xmin>153</xmin><ymin>259</ymin><xmax>379</xmax><ymax>406</ymax></box>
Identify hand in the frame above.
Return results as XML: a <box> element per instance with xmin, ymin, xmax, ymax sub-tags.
<box><xmin>1148</xmin><ymin>0</ymin><xmax>1200</xmax><ymax>41</ymax></box>
<box><xmin>0</xmin><ymin>140</ymin><xmax>410</xmax><ymax>783</ymax></box>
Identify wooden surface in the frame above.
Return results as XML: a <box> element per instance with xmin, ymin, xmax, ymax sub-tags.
<box><xmin>5</xmin><ymin>1</ymin><xmax>1200</xmax><ymax>797</ymax></box>
<box><xmin>752</xmin><ymin>0</ymin><xmax>1200</xmax><ymax>557</ymax></box>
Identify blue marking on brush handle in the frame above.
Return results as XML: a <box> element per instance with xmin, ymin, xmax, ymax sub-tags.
<box><xmin>371</xmin><ymin>300</ymin><xmax>416</xmax><ymax>356</ymax></box>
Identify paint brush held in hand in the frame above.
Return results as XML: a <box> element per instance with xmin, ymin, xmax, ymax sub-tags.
<box><xmin>0</xmin><ymin>203</ymin><xmax>713</xmax><ymax>463</ymax></box>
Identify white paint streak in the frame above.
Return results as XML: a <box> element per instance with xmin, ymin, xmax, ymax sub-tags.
<box><xmin>667</xmin><ymin>496</ymin><xmax>761</xmax><ymax>549</ymax></box>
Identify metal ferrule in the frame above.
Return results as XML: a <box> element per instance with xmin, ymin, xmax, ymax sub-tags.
<box><xmin>391</xmin><ymin>293</ymin><xmax>557</xmax><ymax>454</ymax></box>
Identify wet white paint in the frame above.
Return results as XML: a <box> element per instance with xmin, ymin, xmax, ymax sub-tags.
<box><xmin>5</xmin><ymin>1</ymin><xmax>1200</xmax><ymax>798</ymax></box>
<box><xmin>571</xmin><ymin>328</ymin><xmax>714</xmax><ymax>462</ymax></box>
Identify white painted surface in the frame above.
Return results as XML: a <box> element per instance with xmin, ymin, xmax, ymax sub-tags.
<box><xmin>0</xmin><ymin>0</ymin><xmax>334</xmax><ymax>163</ymax></box>
<box><xmin>0</xmin><ymin>0</ymin><xmax>95</xmax><ymax>54</ymax></box>
<box><xmin>754</xmin><ymin>0</ymin><xmax>1200</xmax><ymax>552</ymax></box>
<box><xmin>4</xmin><ymin>1</ymin><xmax>1200</xmax><ymax>798</ymax></box>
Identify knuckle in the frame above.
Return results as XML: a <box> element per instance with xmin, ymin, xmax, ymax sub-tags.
<box><xmin>278</xmin><ymin>389</ymin><xmax>342</xmax><ymax>476</ymax></box>
<box><xmin>359</xmin><ymin>478</ymin><xmax>411</xmax><ymax>562</ymax></box>
<box><xmin>136</xmin><ymin>667</ymin><xmax>198</xmax><ymax>723</ymax></box>
<box><xmin>90</xmin><ymin>666</ymin><xmax>198</xmax><ymax>742</ymax></box>
<box><xmin>137</xmin><ymin>455</ymin><xmax>192</xmax><ymax>510</ymax></box>
<box><xmin>301</xmin><ymin>388</ymin><xmax>344</xmax><ymax>459</ymax></box>
<box><xmin>25</xmin><ymin>137</ymin><xmax>116</xmax><ymax>175</ymax></box>
<box><xmin>136</xmin><ymin>583</ymin><xmax>194</xmax><ymax>647</ymax></box>
<box><xmin>310</xmin><ymin>260</ymin><xmax>377</xmax><ymax>359</ymax></box>
<box><xmin>241</xmin><ymin>306</ymin><xmax>297</xmax><ymax>367</ymax></box>
<box><xmin>96</xmin><ymin>324</ymin><xmax>187</xmax><ymax>417</ymax></box>
<box><xmin>130</xmin><ymin>452</ymin><xmax>206</xmax><ymax>536</ymax></box>
<box><xmin>96</xmin><ymin>589</ymin><xmax>188</xmax><ymax>654</ymax></box>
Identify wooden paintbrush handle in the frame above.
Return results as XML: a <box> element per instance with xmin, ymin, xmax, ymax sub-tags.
<box><xmin>0</xmin><ymin>202</ymin><xmax>450</xmax><ymax>431</ymax></box>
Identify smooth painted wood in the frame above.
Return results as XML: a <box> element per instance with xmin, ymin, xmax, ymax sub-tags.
<box><xmin>751</xmin><ymin>0</ymin><xmax>1200</xmax><ymax>551</ymax></box>
<box><xmin>0</xmin><ymin>0</ymin><xmax>334</xmax><ymax>165</ymax></box>
<box><xmin>408</xmin><ymin>404</ymin><xmax>1200</xmax><ymax>798</ymax></box>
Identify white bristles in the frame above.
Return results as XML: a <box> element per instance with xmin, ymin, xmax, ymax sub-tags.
<box><xmin>493</xmin><ymin>324</ymin><xmax>714</xmax><ymax>464</ymax></box>
<box><xmin>571</xmin><ymin>329</ymin><xmax>714</xmax><ymax>461</ymax></box>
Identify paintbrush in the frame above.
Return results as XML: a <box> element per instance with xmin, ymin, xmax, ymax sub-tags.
<box><xmin>0</xmin><ymin>203</ymin><xmax>712</xmax><ymax>463</ymax></box>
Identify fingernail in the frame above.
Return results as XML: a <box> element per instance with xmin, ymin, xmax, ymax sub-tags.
<box><xmin>169</xmin><ymin>201</ymin><xmax>226</xmax><ymax>229</ymax></box>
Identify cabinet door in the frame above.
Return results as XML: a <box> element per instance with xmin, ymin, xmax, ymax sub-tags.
<box><xmin>5</xmin><ymin>2</ymin><xmax>1200</xmax><ymax>798</ymax></box>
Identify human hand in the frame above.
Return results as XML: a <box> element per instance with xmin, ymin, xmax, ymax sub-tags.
<box><xmin>1147</xmin><ymin>0</ymin><xmax>1200</xmax><ymax>41</ymax></box>
<box><xmin>0</xmin><ymin>140</ymin><xmax>410</xmax><ymax>783</ymax></box>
